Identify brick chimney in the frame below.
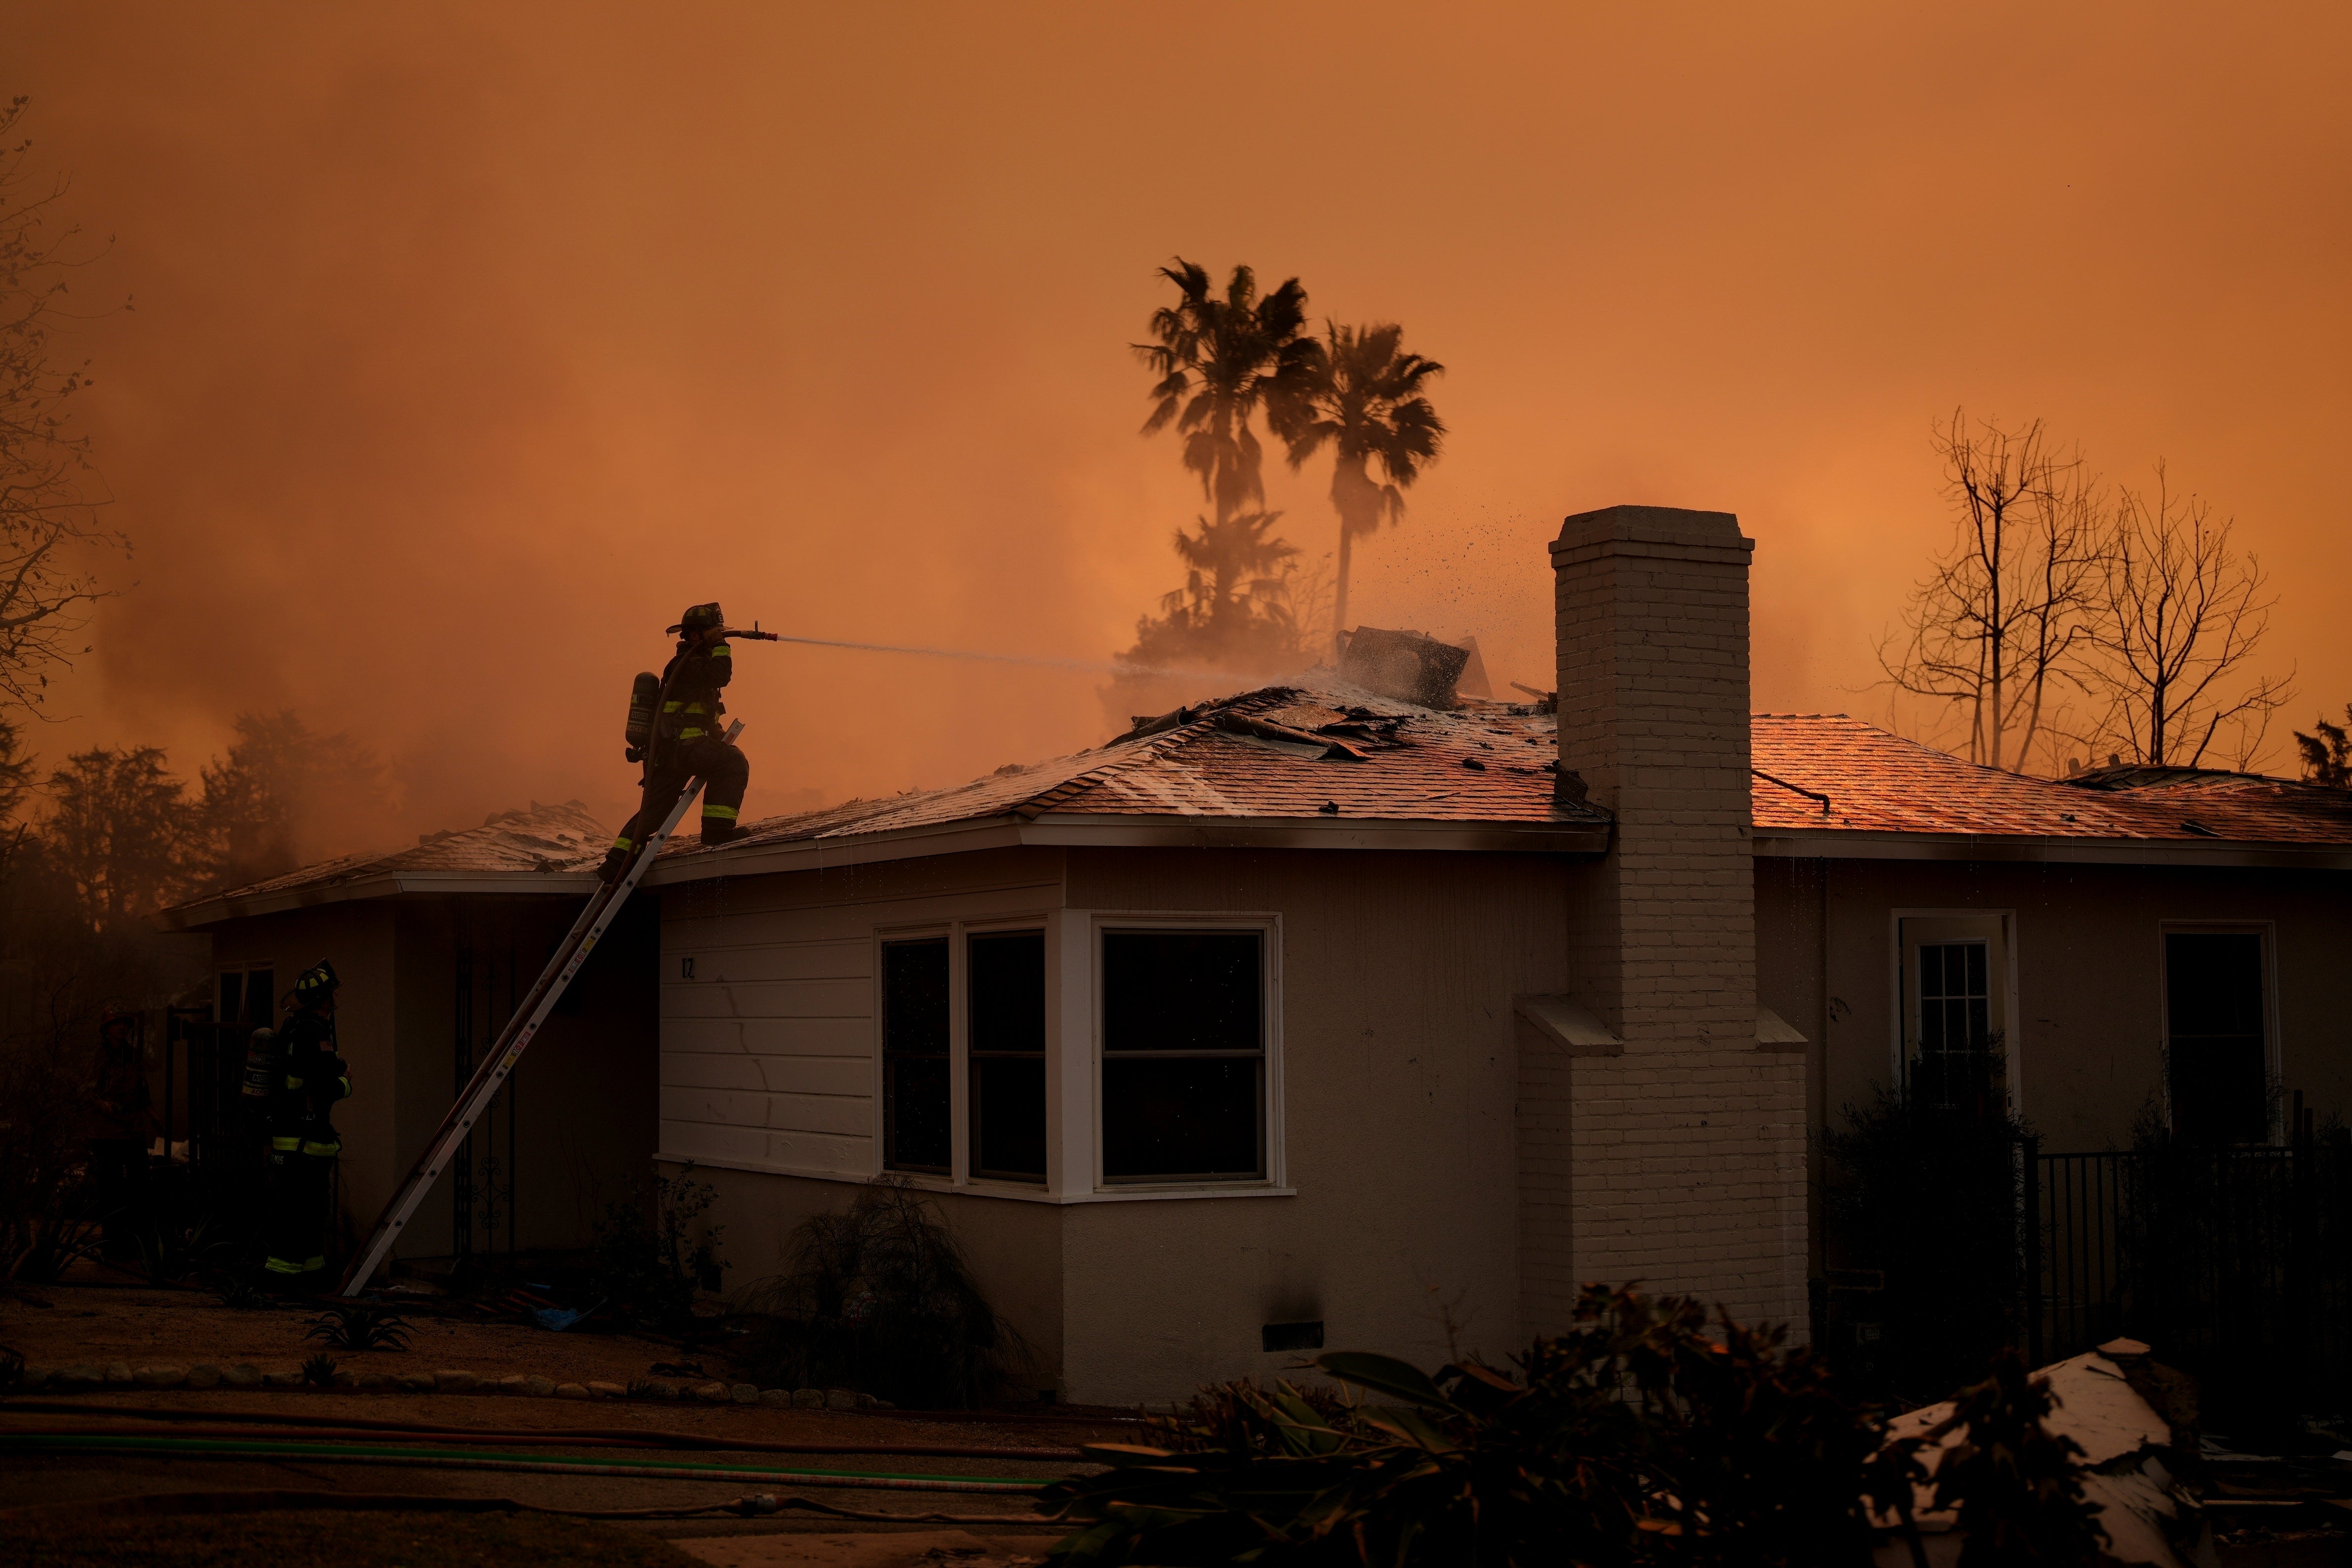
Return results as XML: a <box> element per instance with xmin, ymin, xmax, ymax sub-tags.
<box><xmin>1519</xmin><ymin>505</ymin><xmax>1807</xmax><ymax>1337</ymax></box>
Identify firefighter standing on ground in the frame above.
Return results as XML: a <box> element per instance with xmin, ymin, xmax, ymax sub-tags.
<box><xmin>600</xmin><ymin>601</ymin><xmax>752</xmax><ymax>881</ymax></box>
<box><xmin>263</xmin><ymin>961</ymin><xmax>352</xmax><ymax>1280</ymax></box>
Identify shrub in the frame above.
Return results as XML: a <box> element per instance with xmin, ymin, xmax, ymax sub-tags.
<box><xmin>732</xmin><ymin>1176</ymin><xmax>1022</xmax><ymax>1409</ymax></box>
<box><xmin>589</xmin><ymin>1165</ymin><xmax>724</xmax><ymax>1335</ymax></box>
<box><xmin>1044</xmin><ymin>1284</ymin><xmax>2104</xmax><ymax>1568</ymax></box>
<box><xmin>301</xmin><ymin>1352</ymin><xmax>338</xmax><ymax>1387</ymax></box>
<box><xmin>1821</xmin><ymin>1087</ymin><xmax>2032</xmax><ymax>1402</ymax></box>
<box><xmin>0</xmin><ymin>1036</ymin><xmax>104</xmax><ymax>1285</ymax></box>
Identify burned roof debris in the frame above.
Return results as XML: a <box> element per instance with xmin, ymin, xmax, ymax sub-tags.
<box><xmin>1336</xmin><ymin>626</ymin><xmax>1475</xmax><ymax>708</ymax></box>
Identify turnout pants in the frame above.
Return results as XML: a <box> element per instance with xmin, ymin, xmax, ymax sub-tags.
<box><xmin>264</xmin><ymin>1147</ymin><xmax>336</xmax><ymax>1277</ymax></box>
<box><xmin>615</xmin><ymin>735</ymin><xmax>750</xmax><ymax>854</ymax></box>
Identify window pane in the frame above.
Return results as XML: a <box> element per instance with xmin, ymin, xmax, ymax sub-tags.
<box><xmin>1914</xmin><ymin>941</ymin><xmax>1998</xmax><ymax>1114</ymax></box>
<box><xmin>882</xmin><ymin>939</ymin><xmax>949</xmax><ymax>1173</ymax></box>
<box><xmin>1102</xmin><ymin>1057</ymin><xmax>1263</xmax><ymax>1180</ymax></box>
<box><xmin>2166</xmin><ymin>932</ymin><xmax>2266</xmax><ymax>1144</ymax></box>
<box><xmin>245</xmin><ymin>970</ymin><xmax>273</xmax><ymax>1023</ymax></box>
<box><xmin>883</xmin><ymin>939</ymin><xmax>948</xmax><ymax>1056</ymax></box>
<box><xmin>969</xmin><ymin>931</ymin><xmax>1045</xmax><ymax>1054</ymax></box>
<box><xmin>969</xmin><ymin>930</ymin><xmax>1046</xmax><ymax>1182</ymax></box>
<box><xmin>972</xmin><ymin>1056</ymin><xmax>1047</xmax><ymax>1181</ymax></box>
<box><xmin>217</xmin><ymin>972</ymin><xmax>245</xmax><ymax>1024</ymax></box>
<box><xmin>883</xmin><ymin>1056</ymin><xmax>951</xmax><ymax>1173</ymax></box>
<box><xmin>1103</xmin><ymin>932</ymin><xmax>1261</xmax><ymax>1052</ymax></box>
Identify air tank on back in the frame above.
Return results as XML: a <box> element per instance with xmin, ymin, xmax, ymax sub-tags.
<box><xmin>624</xmin><ymin>671</ymin><xmax>661</xmax><ymax>757</ymax></box>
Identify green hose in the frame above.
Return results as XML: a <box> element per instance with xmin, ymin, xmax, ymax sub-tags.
<box><xmin>0</xmin><ymin>1433</ymin><xmax>1048</xmax><ymax>1494</ymax></box>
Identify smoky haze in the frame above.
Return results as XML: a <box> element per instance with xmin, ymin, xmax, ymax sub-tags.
<box><xmin>9</xmin><ymin>2</ymin><xmax>2349</xmax><ymax>855</ymax></box>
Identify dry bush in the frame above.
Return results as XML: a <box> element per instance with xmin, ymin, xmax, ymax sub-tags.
<box><xmin>732</xmin><ymin>1176</ymin><xmax>1024</xmax><ymax>1408</ymax></box>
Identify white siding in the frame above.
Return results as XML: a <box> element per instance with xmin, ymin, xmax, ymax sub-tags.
<box><xmin>656</xmin><ymin>849</ymin><xmax>1064</xmax><ymax>1180</ymax></box>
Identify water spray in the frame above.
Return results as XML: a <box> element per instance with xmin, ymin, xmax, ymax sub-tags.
<box><xmin>730</xmin><ymin>622</ymin><xmax>1220</xmax><ymax>679</ymax></box>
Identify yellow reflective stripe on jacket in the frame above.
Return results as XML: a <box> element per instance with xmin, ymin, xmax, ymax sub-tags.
<box><xmin>300</xmin><ymin>1139</ymin><xmax>340</xmax><ymax>1157</ymax></box>
<box><xmin>283</xmin><ymin>1075</ymin><xmax>304</xmax><ymax>1089</ymax></box>
<box><xmin>270</xmin><ymin>1135</ymin><xmax>300</xmax><ymax>1152</ymax></box>
<box><xmin>263</xmin><ymin>1255</ymin><xmax>310</xmax><ymax>1274</ymax></box>
<box><xmin>709</xmin><ymin>644</ymin><xmax>730</xmax><ymax>661</ymax></box>
<box><xmin>702</xmin><ymin>803</ymin><xmax>737</xmax><ymax>820</ymax></box>
<box><xmin>337</xmin><ymin>1078</ymin><xmax>351</xmax><ymax>1096</ymax></box>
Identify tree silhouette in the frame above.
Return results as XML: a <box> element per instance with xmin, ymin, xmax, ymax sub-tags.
<box><xmin>0</xmin><ymin>98</ymin><xmax>131</xmax><ymax>717</ymax></box>
<box><xmin>2082</xmin><ymin>464</ymin><xmax>2290</xmax><ymax>768</ymax></box>
<box><xmin>2296</xmin><ymin>706</ymin><xmax>2349</xmax><ymax>786</ymax></box>
<box><xmin>1877</xmin><ymin>413</ymin><xmax>2101</xmax><ymax>775</ymax></box>
<box><xmin>195</xmin><ymin>710</ymin><xmax>387</xmax><ymax>891</ymax></box>
<box><xmin>1275</xmin><ymin>323</ymin><xmax>1445</xmax><ymax>655</ymax></box>
<box><xmin>40</xmin><ymin>745</ymin><xmax>193</xmax><ymax>930</ymax></box>
<box><xmin>1129</xmin><ymin>260</ymin><xmax>1317</xmax><ymax>669</ymax></box>
<box><xmin>1125</xmin><ymin>510</ymin><xmax>1303</xmax><ymax>674</ymax></box>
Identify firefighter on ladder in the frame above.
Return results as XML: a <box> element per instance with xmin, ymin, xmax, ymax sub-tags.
<box><xmin>599</xmin><ymin>601</ymin><xmax>752</xmax><ymax>882</ymax></box>
<box><xmin>262</xmin><ymin>961</ymin><xmax>352</xmax><ymax>1282</ymax></box>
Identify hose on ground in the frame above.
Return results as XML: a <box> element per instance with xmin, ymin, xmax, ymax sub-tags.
<box><xmin>0</xmin><ymin>1432</ymin><xmax>1051</xmax><ymax>1492</ymax></box>
<box><xmin>0</xmin><ymin>1486</ymin><xmax>1057</xmax><ymax>1526</ymax></box>
<box><xmin>1</xmin><ymin>1401</ymin><xmax>1083</xmax><ymax>1460</ymax></box>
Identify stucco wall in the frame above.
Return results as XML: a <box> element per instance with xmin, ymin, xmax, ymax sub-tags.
<box><xmin>1757</xmin><ymin>855</ymin><xmax>2352</xmax><ymax>1155</ymax></box>
<box><xmin>658</xmin><ymin>842</ymin><xmax>1576</xmax><ymax>1405</ymax></box>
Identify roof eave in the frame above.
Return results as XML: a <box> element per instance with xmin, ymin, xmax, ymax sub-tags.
<box><xmin>1752</xmin><ymin>826</ymin><xmax>2352</xmax><ymax>870</ymax></box>
<box><xmin>155</xmin><ymin>870</ymin><xmax>601</xmax><ymax>931</ymax></box>
<box><xmin>643</xmin><ymin>810</ymin><xmax>1609</xmax><ymax>885</ymax></box>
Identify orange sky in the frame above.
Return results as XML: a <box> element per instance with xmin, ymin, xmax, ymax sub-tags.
<box><xmin>10</xmin><ymin>2</ymin><xmax>2349</xmax><ymax>847</ymax></box>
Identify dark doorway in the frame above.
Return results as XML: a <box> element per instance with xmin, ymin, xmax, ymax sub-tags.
<box><xmin>2166</xmin><ymin>931</ymin><xmax>2268</xmax><ymax>1145</ymax></box>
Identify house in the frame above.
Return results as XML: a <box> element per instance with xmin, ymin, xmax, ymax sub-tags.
<box><xmin>158</xmin><ymin>802</ymin><xmax>659</xmax><ymax>1264</ymax></box>
<box><xmin>160</xmin><ymin>505</ymin><xmax>2352</xmax><ymax>1404</ymax></box>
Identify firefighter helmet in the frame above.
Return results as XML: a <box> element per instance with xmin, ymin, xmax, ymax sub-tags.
<box><xmin>293</xmin><ymin>960</ymin><xmax>340</xmax><ymax>1007</ymax></box>
<box><xmin>670</xmin><ymin>602</ymin><xmax>724</xmax><ymax>637</ymax></box>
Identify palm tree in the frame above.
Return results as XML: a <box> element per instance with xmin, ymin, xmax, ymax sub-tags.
<box><xmin>1134</xmin><ymin>260</ymin><xmax>1315</xmax><ymax>542</ymax></box>
<box><xmin>1275</xmin><ymin>323</ymin><xmax>1446</xmax><ymax>655</ymax></box>
<box><xmin>1124</xmin><ymin>510</ymin><xmax>1306</xmax><ymax>674</ymax></box>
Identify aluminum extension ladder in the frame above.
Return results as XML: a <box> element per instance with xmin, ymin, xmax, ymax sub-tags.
<box><xmin>335</xmin><ymin>721</ymin><xmax>743</xmax><ymax>1296</ymax></box>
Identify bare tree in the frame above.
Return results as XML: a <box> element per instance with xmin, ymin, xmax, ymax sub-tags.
<box><xmin>1878</xmin><ymin>412</ymin><xmax>2103</xmax><ymax>773</ymax></box>
<box><xmin>0</xmin><ymin>98</ymin><xmax>129</xmax><ymax>717</ymax></box>
<box><xmin>2078</xmin><ymin>464</ymin><xmax>2290</xmax><ymax>769</ymax></box>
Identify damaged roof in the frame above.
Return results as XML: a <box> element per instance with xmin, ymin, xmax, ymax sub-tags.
<box><xmin>159</xmin><ymin>800</ymin><xmax>609</xmax><ymax>929</ymax></box>
<box><xmin>1753</xmin><ymin>714</ymin><xmax>2352</xmax><ymax>861</ymax></box>
<box><xmin>164</xmin><ymin>690</ymin><xmax>2352</xmax><ymax>927</ymax></box>
<box><xmin>643</xmin><ymin>683</ymin><xmax>1611</xmax><ymax>882</ymax></box>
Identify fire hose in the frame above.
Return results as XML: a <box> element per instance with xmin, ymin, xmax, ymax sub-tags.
<box><xmin>0</xmin><ymin>1431</ymin><xmax>1054</xmax><ymax>1493</ymax></box>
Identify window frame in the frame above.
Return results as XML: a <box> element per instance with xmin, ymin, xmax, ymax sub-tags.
<box><xmin>1886</xmin><ymin>909</ymin><xmax>2021</xmax><ymax>1115</ymax></box>
<box><xmin>215</xmin><ymin>962</ymin><xmax>277</xmax><ymax>1026</ymax></box>
<box><xmin>965</xmin><ymin>922</ymin><xmax>1050</xmax><ymax>1186</ymax></box>
<box><xmin>1090</xmin><ymin>912</ymin><xmax>1285</xmax><ymax>1193</ymax></box>
<box><xmin>870</xmin><ymin>915</ymin><xmax>1054</xmax><ymax>1191</ymax></box>
<box><xmin>2157</xmin><ymin>921</ymin><xmax>2280</xmax><ymax>1144</ymax></box>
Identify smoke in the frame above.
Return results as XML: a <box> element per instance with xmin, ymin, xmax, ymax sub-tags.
<box><xmin>5</xmin><ymin>1</ymin><xmax>2344</xmax><ymax>858</ymax></box>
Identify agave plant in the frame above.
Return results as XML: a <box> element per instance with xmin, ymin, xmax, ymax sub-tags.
<box><xmin>302</xmin><ymin>1304</ymin><xmax>411</xmax><ymax>1353</ymax></box>
<box><xmin>212</xmin><ymin>1274</ymin><xmax>271</xmax><ymax>1311</ymax></box>
<box><xmin>301</xmin><ymin>1352</ymin><xmax>338</xmax><ymax>1388</ymax></box>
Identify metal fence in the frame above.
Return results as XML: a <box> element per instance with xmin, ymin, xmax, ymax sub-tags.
<box><xmin>2025</xmin><ymin>1136</ymin><xmax>2352</xmax><ymax>1396</ymax></box>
